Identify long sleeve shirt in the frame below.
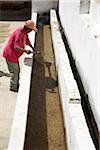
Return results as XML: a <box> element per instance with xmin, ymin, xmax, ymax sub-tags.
<box><xmin>3</xmin><ymin>27</ymin><xmax>31</xmax><ymax>63</ymax></box>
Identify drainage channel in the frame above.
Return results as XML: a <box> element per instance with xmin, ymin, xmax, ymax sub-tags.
<box><xmin>24</xmin><ymin>25</ymin><xmax>66</xmax><ymax>150</ymax></box>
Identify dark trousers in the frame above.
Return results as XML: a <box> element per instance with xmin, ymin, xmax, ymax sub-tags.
<box><xmin>6</xmin><ymin>59</ymin><xmax>20</xmax><ymax>90</ymax></box>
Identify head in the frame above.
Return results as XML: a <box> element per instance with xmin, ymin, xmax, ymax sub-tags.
<box><xmin>24</xmin><ymin>20</ymin><xmax>38</xmax><ymax>33</ymax></box>
<box><xmin>24</xmin><ymin>26</ymin><xmax>33</xmax><ymax>33</ymax></box>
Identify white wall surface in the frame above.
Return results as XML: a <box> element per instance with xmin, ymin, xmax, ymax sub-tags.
<box><xmin>90</xmin><ymin>0</ymin><xmax>100</xmax><ymax>24</ymax></box>
<box><xmin>59</xmin><ymin>0</ymin><xmax>100</xmax><ymax>131</ymax></box>
<box><xmin>32</xmin><ymin>0</ymin><xmax>58</xmax><ymax>13</ymax></box>
<box><xmin>50</xmin><ymin>9</ymin><xmax>95</xmax><ymax>150</ymax></box>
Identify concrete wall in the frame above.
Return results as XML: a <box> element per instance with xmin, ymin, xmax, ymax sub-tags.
<box><xmin>59</xmin><ymin>0</ymin><xmax>100</xmax><ymax>131</ymax></box>
<box><xmin>50</xmin><ymin>9</ymin><xmax>95</xmax><ymax>150</ymax></box>
<box><xmin>32</xmin><ymin>0</ymin><xmax>58</xmax><ymax>13</ymax></box>
<box><xmin>90</xmin><ymin>0</ymin><xmax>100</xmax><ymax>24</ymax></box>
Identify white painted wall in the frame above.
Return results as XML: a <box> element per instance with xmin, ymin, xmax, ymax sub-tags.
<box><xmin>90</xmin><ymin>0</ymin><xmax>100</xmax><ymax>24</ymax></box>
<box><xmin>50</xmin><ymin>9</ymin><xmax>95</xmax><ymax>150</ymax></box>
<box><xmin>59</xmin><ymin>0</ymin><xmax>100</xmax><ymax>131</ymax></box>
<box><xmin>32</xmin><ymin>0</ymin><xmax>58</xmax><ymax>13</ymax></box>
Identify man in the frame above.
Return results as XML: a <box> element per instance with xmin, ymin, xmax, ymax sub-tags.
<box><xmin>3</xmin><ymin>20</ymin><xmax>37</xmax><ymax>92</ymax></box>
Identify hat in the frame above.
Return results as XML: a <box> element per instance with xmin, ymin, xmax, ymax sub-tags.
<box><xmin>24</xmin><ymin>20</ymin><xmax>37</xmax><ymax>31</ymax></box>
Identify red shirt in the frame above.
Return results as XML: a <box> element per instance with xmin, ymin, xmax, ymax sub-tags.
<box><xmin>3</xmin><ymin>27</ymin><xmax>31</xmax><ymax>63</ymax></box>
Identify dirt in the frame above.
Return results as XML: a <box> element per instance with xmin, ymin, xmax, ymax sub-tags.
<box><xmin>24</xmin><ymin>25</ymin><xmax>66</xmax><ymax>150</ymax></box>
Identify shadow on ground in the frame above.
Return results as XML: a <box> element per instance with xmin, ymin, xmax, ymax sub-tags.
<box><xmin>24</xmin><ymin>26</ymin><xmax>48</xmax><ymax>150</ymax></box>
<box><xmin>0</xmin><ymin>71</ymin><xmax>10</xmax><ymax>77</ymax></box>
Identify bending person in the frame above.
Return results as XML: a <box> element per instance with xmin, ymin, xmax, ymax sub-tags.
<box><xmin>3</xmin><ymin>20</ymin><xmax>38</xmax><ymax>92</ymax></box>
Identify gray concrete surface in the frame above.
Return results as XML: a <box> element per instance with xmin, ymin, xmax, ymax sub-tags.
<box><xmin>0</xmin><ymin>21</ymin><xmax>24</xmax><ymax>150</ymax></box>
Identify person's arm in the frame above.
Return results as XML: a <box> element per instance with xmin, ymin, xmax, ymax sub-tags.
<box><xmin>29</xmin><ymin>44</ymin><xmax>36</xmax><ymax>51</ymax></box>
<box><xmin>16</xmin><ymin>47</ymin><xmax>32</xmax><ymax>54</ymax></box>
<box><xmin>29</xmin><ymin>44</ymin><xmax>42</xmax><ymax>54</ymax></box>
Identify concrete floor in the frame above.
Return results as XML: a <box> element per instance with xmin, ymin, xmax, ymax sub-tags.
<box><xmin>0</xmin><ymin>21</ymin><xmax>24</xmax><ymax>150</ymax></box>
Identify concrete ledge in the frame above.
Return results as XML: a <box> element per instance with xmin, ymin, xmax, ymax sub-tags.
<box><xmin>50</xmin><ymin>9</ymin><xmax>96</xmax><ymax>150</ymax></box>
<box><xmin>8</xmin><ymin>12</ymin><xmax>37</xmax><ymax>150</ymax></box>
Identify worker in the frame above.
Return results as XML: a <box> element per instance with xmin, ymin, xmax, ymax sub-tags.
<box><xmin>3</xmin><ymin>20</ymin><xmax>38</xmax><ymax>92</ymax></box>
<box><xmin>38</xmin><ymin>13</ymin><xmax>49</xmax><ymax>27</ymax></box>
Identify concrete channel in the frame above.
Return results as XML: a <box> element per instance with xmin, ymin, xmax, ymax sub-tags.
<box><xmin>0</xmin><ymin>1</ymin><xmax>97</xmax><ymax>149</ymax></box>
<box><xmin>24</xmin><ymin>25</ymin><xmax>66</xmax><ymax>150</ymax></box>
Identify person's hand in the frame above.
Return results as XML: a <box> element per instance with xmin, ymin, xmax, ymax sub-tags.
<box><xmin>26</xmin><ymin>50</ymin><xmax>32</xmax><ymax>54</ymax></box>
<box><xmin>31</xmin><ymin>47</ymin><xmax>37</xmax><ymax>51</ymax></box>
